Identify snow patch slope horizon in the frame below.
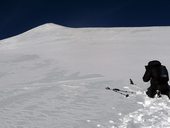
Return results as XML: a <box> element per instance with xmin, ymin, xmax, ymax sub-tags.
<box><xmin>1</xmin><ymin>23</ymin><xmax>170</xmax><ymax>127</ymax></box>
<box><xmin>2</xmin><ymin>23</ymin><xmax>170</xmax><ymax>41</ymax></box>
<box><xmin>0</xmin><ymin>23</ymin><xmax>170</xmax><ymax>86</ymax></box>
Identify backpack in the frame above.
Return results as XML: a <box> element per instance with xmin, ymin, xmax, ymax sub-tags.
<box><xmin>159</xmin><ymin>65</ymin><xmax>169</xmax><ymax>83</ymax></box>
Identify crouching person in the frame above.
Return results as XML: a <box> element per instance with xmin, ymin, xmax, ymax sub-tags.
<box><xmin>143</xmin><ymin>60</ymin><xmax>170</xmax><ymax>99</ymax></box>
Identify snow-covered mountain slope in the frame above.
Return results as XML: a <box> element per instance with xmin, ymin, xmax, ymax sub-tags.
<box><xmin>0</xmin><ymin>23</ymin><xmax>170</xmax><ymax>128</ymax></box>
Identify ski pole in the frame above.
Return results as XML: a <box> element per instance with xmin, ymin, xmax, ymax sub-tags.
<box><xmin>105</xmin><ymin>87</ymin><xmax>129</xmax><ymax>97</ymax></box>
<box><xmin>129</xmin><ymin>79</ymin><xmax>142</xmax><ymax>90</ymax></box>
<box><xmin>112</xmin><ymin>88</ymin><xmax>135</xmax><ymax>94</ymax></box>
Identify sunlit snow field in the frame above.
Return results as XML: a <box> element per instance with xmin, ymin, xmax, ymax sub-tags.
<box><xmin>0</xmin><ymin>23</ymin><xmax>170</xmax><ymax>128</ymax></box>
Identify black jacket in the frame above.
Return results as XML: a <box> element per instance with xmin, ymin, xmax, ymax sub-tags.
<box><xmin>143</xmin><ymin>65</ymin><xmax>169</xmax><ymax>90</ymax></box>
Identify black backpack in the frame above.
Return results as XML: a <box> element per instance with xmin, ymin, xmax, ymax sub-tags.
<box><xmin>159</xmin><ymin>65</ymin><xmax>169</xmax><ymax>83</ymax></box>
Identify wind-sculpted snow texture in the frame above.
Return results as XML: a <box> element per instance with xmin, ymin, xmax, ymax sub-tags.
<box><xmin>0</xmin><ymin>23</ymin><xmax>170</xmax><ymax>128</ymax></box>
<box><xmin>119</xmin><ymin>89</ymin><xmax>170</xmax><ymax>128</ymax></box>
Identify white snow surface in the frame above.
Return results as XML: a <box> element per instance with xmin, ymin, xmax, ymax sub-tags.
<box><xmin>0</xmin><ymin>23</ymin><xmax>170</xmax><ymax>127</ymax></box>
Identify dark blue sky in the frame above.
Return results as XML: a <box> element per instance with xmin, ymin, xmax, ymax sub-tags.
<box><xmin>1</xmin><ymin>0</ymin><xmax>170</xmax><ymax>39</ymax></box>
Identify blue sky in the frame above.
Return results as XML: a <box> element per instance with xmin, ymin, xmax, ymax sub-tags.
<box><xmin>0</xmin><ymin>0</ymin><xmax>170</xmax><ymax>39</ymax></box>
